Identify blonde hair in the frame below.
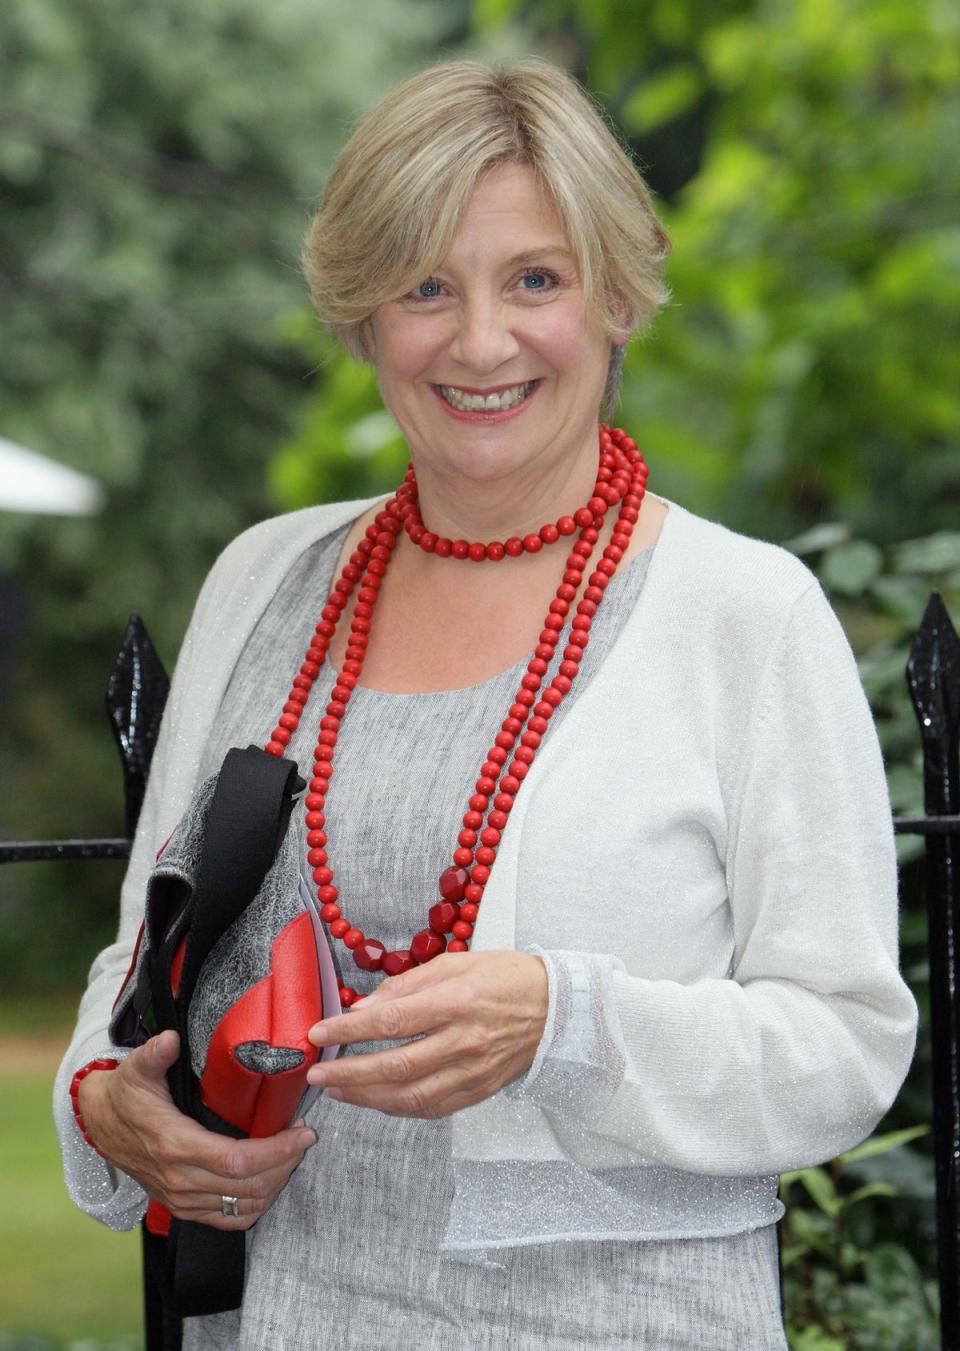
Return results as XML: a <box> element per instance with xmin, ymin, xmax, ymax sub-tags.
<box><xmin>303</xmin><ymin>58</ymin><xmax>671</xmax><ymax>413</ymax></box>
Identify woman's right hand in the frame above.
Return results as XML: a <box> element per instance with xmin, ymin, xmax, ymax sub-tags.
<box><xmin>76</xmin><ymin>1029</ymin><xmax>317</xmax><ymax>1230</ymax></box>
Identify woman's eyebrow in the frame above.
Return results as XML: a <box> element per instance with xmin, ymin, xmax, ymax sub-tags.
<box><xmin>501</xmin><ymin>247</ymin><xmax>576</xmax><ymax>267</ymax></box>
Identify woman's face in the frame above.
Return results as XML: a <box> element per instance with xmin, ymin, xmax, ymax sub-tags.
<box><xmin>366</xmin><ymin>162</ymin><xmax>617</xmax><ymax>492</ymax></box>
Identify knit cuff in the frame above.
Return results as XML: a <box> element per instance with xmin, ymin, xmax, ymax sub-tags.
<box><xmin>57</xmin><ymin>1044</ymin><xmax>148</xmax><ymax>1230</ymax></box>
<box><xmin>504</xmin><ymin>947</ymin><xmax>627</xmax><ymax>1120</ymax></box>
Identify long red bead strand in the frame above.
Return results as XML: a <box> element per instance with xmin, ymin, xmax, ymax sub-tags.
<box><xmin>264</xmin><ymin>425</ymin><xmax>648</xmax><ymax>1004</ymax></box>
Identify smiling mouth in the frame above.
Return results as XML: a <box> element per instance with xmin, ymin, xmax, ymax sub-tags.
<box><xmin>437</xmin><ymin>380</ymin><xmax>537</xmax><ymax>412</ymax></box>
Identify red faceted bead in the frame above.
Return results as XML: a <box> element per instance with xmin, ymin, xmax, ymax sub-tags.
<box><xmin>429</xmin><ymin>900</ymin><xmax>459</xmax><ymax>934</ymax></box>
<box><xmin>439</xmin><ymin>866</ymin><xmax>469</xmax><ymax>901</ymax></box>
<box><xmin>382</xmin><ymin>950</ymin><xmax>415</xmax><ymax>977</ymax></box>
<box><xmin>353</xmin><ymin>939</ymin><xmax>386</xmax><ymax>972</ymax></box>
<box><xmin>411</xmin><ymin>929</ymin><xmax>446</xmax><ymax>964</ymax></box>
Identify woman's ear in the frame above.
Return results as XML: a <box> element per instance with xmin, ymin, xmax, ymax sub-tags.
<box><xmin>359</xmin><ymin>317</ymin><xmax>376</xmax><ymax>361</ymax></box>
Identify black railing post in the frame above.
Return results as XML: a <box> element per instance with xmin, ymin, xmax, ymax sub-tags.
<box><xmin>906</xmin><ymin>592</ymin><xmax>960</xmax><ymax>1349</ymax></box>
<box><xmin>105</xmin><ymin>613</ymin><xmax>170</xmax><ymax>837</ymax></box>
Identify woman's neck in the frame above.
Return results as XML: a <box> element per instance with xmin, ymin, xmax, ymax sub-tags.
<box><xmin>408</xmin><ymin>432</ymin><xmax>601</xmax><ymax>543</ymax></box>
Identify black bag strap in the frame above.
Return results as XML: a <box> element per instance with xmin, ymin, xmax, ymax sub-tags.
<box><xmin>142</xmin><ymin>745</ymin><xmax>303</xmax><ymax>1343</ymax></box>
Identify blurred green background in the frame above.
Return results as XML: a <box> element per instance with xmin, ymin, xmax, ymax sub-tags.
<box><xmin>0</xmin><ymin>0</ymin><xmax>957</xmax><ymax>1345</ymax></box>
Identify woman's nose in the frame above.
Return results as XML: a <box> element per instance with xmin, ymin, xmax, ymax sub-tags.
<box><xmin>448</xmin><ymin>299</ymin><xmax>521</xmax><ymax>375</ymax></box>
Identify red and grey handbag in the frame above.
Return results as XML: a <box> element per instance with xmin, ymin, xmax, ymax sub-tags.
<box><xmin>110</xmin><ymin>745</ymin><xmax>341</xmax><ymax>1341</ymax></box>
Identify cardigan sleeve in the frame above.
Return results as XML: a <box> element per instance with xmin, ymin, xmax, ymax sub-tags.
<box><xmin>51</xmin><ymin>541</ymin><xmax>238</xmax><ymax>1227</ymax></box>
<box><xmin>512</xmin><ymin>582</ymin><xmax>919</xmax><ymax>1177</ymax></box>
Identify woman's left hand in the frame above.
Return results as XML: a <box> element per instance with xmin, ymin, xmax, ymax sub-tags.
<box><xmin>305</xmin><ymin>950</ymin><xmax>548</xmax><ymax>1118</ymax></box>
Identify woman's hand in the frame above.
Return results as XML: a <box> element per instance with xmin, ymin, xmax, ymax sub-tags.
<box><xmin>305</xmin><ymin>950</ymin><xmax>548</xmax><ymax>1118</ymax></box>
<box><xmin>77</xmin><ymin>1030</ymin><xmax>316</xmax><ymax>1230</ymax></box>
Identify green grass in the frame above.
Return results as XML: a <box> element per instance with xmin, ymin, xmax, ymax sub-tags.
<box><xmin>0</xmin><ymin>1061</ymin><xmax>141</xmax><ymax>1346</ymax></box>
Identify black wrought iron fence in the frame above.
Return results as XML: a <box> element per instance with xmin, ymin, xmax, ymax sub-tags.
<box><xmin>1</xmin><ymin>598</ymin><xmax>958</xmax><ymax>1346</ymax></box>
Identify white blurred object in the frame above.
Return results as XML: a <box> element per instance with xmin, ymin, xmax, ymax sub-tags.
<box><xmin>0</xmin><ymin>436</ymin><xmax>104</xmax><ymax>515</ymax></box>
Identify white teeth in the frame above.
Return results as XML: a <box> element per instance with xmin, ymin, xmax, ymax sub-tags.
<box><xmin>439</xmin><ymin>381</ymin><xmax>533</xmax><ymax>412</ymax></box>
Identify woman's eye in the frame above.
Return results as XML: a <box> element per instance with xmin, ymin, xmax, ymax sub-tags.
<box><xmin>411</xmin><ymin>278</ymin><xmax>443</xmax><ymax>299</ymax></box>
<box><xmin>518</xmin><ymin>270</ymin><xmax>559</xmax><ymax>293</ymax></box>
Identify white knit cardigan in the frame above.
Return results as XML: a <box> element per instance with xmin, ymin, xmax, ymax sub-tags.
<box><xmin>54</xmin><ymin>497</ymin><xmax>918</xmax><ymax>1250</ymax></box>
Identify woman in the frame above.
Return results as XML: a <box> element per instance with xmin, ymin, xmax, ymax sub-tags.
<box><xmin>56</xmin><ymin>58</ymin><xmax>917</xmax><ymax>1348</ymax></box>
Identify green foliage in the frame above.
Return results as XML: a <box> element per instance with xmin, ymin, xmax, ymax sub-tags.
<box><xmin>788</xmin><ymin>524</ymin><xmax>960</xmax><ymax>867</ymax></box>
<box><xmin>780</xmin><ymin>1128</ymin><xmax>939</xmax><ymax>1347</ymax></box>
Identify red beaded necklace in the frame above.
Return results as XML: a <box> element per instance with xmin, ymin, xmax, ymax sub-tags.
<box><xmin>264</xmin><ymin>424</ymin><xmax>647</xmax><ymax>1004</ymax></box>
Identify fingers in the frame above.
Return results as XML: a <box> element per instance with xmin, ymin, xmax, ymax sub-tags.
<box><xmin>140</xmin><ymin>1121</ymin><xmax>317</xmax><ymax>1227</ymax></box>
<box><xmin>309</xmin><ymin>979</ymin><xmax>461</xmax><ymax>1051</ymax></box>
<box><xmin>164</xmin><ymin>1145</ymin><xmax>313</xmax><ymax>1230</ymax></box>
<box><xmin>307</xmin><ymin>1026</ymin><xmax>462</xmax><ymax>1093</ymax></box>
<box><xmin>129</xmin><ymin>1029</ymin><xmax>181</xmax><ymax>1084</ymax></box>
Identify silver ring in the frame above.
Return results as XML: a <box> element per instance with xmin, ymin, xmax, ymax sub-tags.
<box><xmin>221</xmin><ymin>1195</ymin><xmax>240</xmax><ymax>1218</ymax></box>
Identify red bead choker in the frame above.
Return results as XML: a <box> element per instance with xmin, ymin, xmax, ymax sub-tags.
<box><xmin>264</xmin><ymin>425</ymin><xmax>648</xmax><ymax>1004</ymax></box>
<box><xmin>400</xmin><ymin>460</ymin><xmax>624</xmax><ymax>561</ymax></box>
